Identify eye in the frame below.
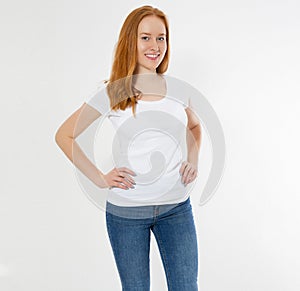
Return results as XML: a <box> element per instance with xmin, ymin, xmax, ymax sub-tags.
<box><xmin>158</xmin><ymin>37</ymin><xmax>165</xmax><ymax>41</ymax></box>
<box><xmin>141</xmin><ymin>36</ymin><xmax>150</xmax><ymax>40</ymax></box>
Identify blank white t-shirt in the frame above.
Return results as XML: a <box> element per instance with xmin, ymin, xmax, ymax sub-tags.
<box><xmin>84</xmin><ymin>74</ymin><xmax>192</xmax><ymax>206</ymax></box>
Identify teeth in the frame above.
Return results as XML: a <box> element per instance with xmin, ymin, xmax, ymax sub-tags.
<box><xmin>146</xmin><ymin>54</ymin><xmax>159</xmax><ymax>57</ymax></box>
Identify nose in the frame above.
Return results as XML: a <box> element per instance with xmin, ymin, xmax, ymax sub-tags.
<box><xmin>150</xmin><ymin>39</ymin><xmax>159</xmax><ymax>51</ymax></box>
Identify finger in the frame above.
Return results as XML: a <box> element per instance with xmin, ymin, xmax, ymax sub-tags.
<box><xmin>115</xmin><ymin>169</ymin><xmax>125</xmax><ymax>178</ymax></box>
<box><xmin>123</xmin><ymin>173</ymin><xmax>136</xmax><ymax>185</ymax></box>
<box><xmin>184</xmin><ymin>168</ymin><xmax>196</xmax><ymax>184</ymax></box>
<box><xmin>112</xmin><ymin>180</ymin><xmax>129</xmax><ymax>190</ymax></box>
<box><xmin>116</xmin><ymin>170</ymin><xmax>134</xmax><ymax>186</ymax></box>
<box><xmin>119</xmin><ymin>167</ymin><xmax>137</xmax><ymax>177</ymax></box>
<box><xmin>114</xmin><ymin>177</ymin><xmax>134</xmax><ymax>189</ymax></box>
<box><xmin>191</xmin><ymin>168</ymin><xmax>198</xmax><ymax>181</ymax></box>
<box><xmin>184</xmin><ymin>168</ymin><xmax>194</xmax><ymax>184</ymax></box>
<box><xmin>182</xmin><ymin>165</ymin><xmax>192</xmax><ymax>183</ymax></box>
<box><xmin>121</xmin><ymin>176</ymin><xmax>135</xmax><ymax>188</ymax></box>
<box><xmin>184</xmin><ymin>176</ymin><xmax>193</xmax><ymax>186</ymax></box>
<box><xmin>112</xmin><ymin>177</ymin><xmax>129</xmax><ymax>190</ymax></box>
<box><xmin>185</xmin><ymin>170</ymin><xmax>198</xmax><ymax>185</ymax></box>
<box><xmin>187</xmin><ymin>169</ymin><xmax>196</xmax><ymax>181</ymax></box>
<box><xmin>179</xmin><ymin>161</ymin><xmax>188</xmax><ymax>176</ymax></box>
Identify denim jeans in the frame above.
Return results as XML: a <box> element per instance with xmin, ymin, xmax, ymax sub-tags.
<box><xmin>105</xmin><ymin>197</ymin><xmax>198</xmax><ymax>291</ymax></box>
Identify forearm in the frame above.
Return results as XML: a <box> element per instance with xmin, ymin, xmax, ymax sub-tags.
<box><xmin>56</xmin><ymin>135</ymin><xmax>104</xmax><ymax>186</ymax></box>
<box><xmin>186</xmin><ymin>124</ymin><xmax>202</xmax><ymax>168</ymax></box>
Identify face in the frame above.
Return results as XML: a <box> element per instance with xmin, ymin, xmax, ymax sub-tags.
<box><xmin>135</xmin><ymin>15</ymin><xmax>167</xmax><ymax>74</ymax></box>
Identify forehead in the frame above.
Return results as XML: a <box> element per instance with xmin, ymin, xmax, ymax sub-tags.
<box><xmin>138</xmin><ymin>15</ymin><xmax>166</xmax><ymax>34</ymax></box>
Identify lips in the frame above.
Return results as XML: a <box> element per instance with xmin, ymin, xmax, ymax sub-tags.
<box><xmin>145</xmin><ymin>54</ymin><xmax>160</xmax><ymax>60</ymax></box>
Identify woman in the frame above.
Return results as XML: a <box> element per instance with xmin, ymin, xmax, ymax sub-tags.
<box><xmin>55</xmin><ymin>5</ymin><xmax>201</xmax><ymax>291</ymax></box>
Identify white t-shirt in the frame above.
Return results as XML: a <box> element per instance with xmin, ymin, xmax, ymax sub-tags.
<box><xmin>84</xmin><ymin>74</ymin><xmax>192</xmax><ymax>206</ymax></box>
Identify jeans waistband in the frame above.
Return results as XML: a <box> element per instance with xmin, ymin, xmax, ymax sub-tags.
<box><xmin>105</xmin><ymin>197</ymin><xmax>190</xmax><ymax>219</ymax></box>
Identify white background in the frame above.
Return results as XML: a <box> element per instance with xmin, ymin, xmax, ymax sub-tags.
<box><xmin>1</xmin><ymin>0</ymin><xmax>300</xmax><ymax>290</ymax></box>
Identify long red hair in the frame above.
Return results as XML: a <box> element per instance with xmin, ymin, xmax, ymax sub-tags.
<box><xmin>103</xmin><ymin>5</ymin><xmax>170</xmax><ymax>117</ymax></box>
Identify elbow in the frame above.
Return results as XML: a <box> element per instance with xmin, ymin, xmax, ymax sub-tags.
<box><xmin>189</xmin><ymin>123</ymin><xmax>201</xmax><ymax>132</ymax></box>
<box><xmin>55</xmin><ymin>127</ymin><xmax>71</xmax><ymax>146</ymax></box>
<box><xmin>55</xmin><ymin>129</ymin><xmax>63</xmax><ymax>146</ymax></box>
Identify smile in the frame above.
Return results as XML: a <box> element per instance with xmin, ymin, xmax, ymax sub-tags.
<box><xmin>145</xmin><ymin>54</ymin><xmax>160</xmax><ymax>60</ymax></box>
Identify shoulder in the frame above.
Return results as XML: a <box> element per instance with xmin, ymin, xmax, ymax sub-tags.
<box><xmin>162</xmin><ymin>74</ymin><xmax>190</xmax><ymax>108</ymax></box>
<box><xmin>84</xmin><ymin>81</ymin><xmax>111</xmax><ymax>114</ymax></box>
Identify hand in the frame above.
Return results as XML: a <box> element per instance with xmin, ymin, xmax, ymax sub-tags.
<box><xmin>98</xmin><ymin>167</ymin><xmax>136</xmax><ymax>190</ymax></box>
<box><xmin>179</xmin><ymin>161</ymin><xmax>198</xmax><ymax>186</ymax></box>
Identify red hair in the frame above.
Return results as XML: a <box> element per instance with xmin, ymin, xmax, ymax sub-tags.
<box><xmin>104</xmin><ymin>5</ymin><xmax>170</xmax><ymax>117</ymax></box>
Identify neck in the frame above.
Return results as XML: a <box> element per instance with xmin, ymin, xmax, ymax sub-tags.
<box><xmin>134</xmin><ymin>66</ymin><xmax>157</xmax><ymax>75</ymax></box>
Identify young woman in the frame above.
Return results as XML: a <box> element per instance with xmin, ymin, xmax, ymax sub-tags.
<box><xmin>55</xmin><ymin>5</ymin><xmax>201</xmax><ymax>291</ymax></box>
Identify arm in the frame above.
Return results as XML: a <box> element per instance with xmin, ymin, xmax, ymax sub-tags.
<box><xmin>55</xmin><ymin>102</ymin><xmax>136</xmax><ymax>190</ymax></box>
<box><xmin>55</xmin><ymin>102</ymin><xmax>105</xmax><ymax>187</ymax></box>
<box><xmin>179</xmin><ymin>106</ymin><xmax>202</xmax><ymax>186</ymax></box>
<box><xmin>186</xmin><ymin>106</ymin><xmax>202</xmax><ymax>169</ymax></box>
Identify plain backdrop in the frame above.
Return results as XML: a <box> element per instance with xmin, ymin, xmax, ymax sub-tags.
<box><xmin>1</xmin><ymin>0</ymin><xmax>300</xmax><ymax>290</ymax></box>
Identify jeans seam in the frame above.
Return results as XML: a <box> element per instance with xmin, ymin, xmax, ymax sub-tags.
<box><xmin>153</xmin><ymin>225</ymin><xmax>173</xmax><ymax>291</ymax></box>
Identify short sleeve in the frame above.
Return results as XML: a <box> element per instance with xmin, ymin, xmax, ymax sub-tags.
<box><xmin>182</xmin><ymin>98</ymin><xmax>189</xmax><ymax>109</ymax></box>
<box><xmin>84</xmin><ymin>82</ymin><xmax>111</xmax><ymax>114</ymax></box>
<box><xmin>163</xmin><ymin>75</ymin><xmax>188</xmax><ymax>109</ymax></box>
<box><xmin>176</xmin><ymin>94</ymin><xmax>189</xmax><ymax>109</ymax></box>
<box><xmin>186</xmin><ymin>96</ymin><xmax>193</xmax><ymax>109</ymax></box>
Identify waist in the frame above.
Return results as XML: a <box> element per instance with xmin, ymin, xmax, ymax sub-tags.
<box><xmin>105</xmin><ymin>197</ymin><xmax>190</xmax><ymax>219</ymax></box>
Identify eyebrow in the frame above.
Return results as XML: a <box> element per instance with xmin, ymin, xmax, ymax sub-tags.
<box><xmin>139</xmin><ymin>32</ymin><xmax>166</xmax><ymax>36</ymax></box>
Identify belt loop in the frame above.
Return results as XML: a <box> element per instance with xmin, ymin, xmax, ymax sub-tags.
<box><xmin>154</xmin><ymin>205</ymin><xmax>159</xmax><ymax>218</ymax></box>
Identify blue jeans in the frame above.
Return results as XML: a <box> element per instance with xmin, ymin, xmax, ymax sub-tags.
<box><xmin>105</xmin><ymin>197</ymin><xmax>198</xmax><ymax>291</ymax></box>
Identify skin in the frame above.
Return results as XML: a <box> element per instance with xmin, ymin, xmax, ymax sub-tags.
<box><xmin>135</xmin><ymin>15</ymin><xmax>167</xmax><ymax>75</ymax></box>
<box><xmin>134</xmin><ymin>15</ymin><xmax>201</xmax><ymax>186</ymax></box>
<box><xmin>55</xmin><ymin>15</ymin><xmax>201</xmax><ymax>190</ymax></box>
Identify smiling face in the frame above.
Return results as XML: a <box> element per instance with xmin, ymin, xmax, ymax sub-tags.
<box><xmin>135</xmin><ymin>15</ymin><xmax>167</xmax><ymax>74</ymax></box>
